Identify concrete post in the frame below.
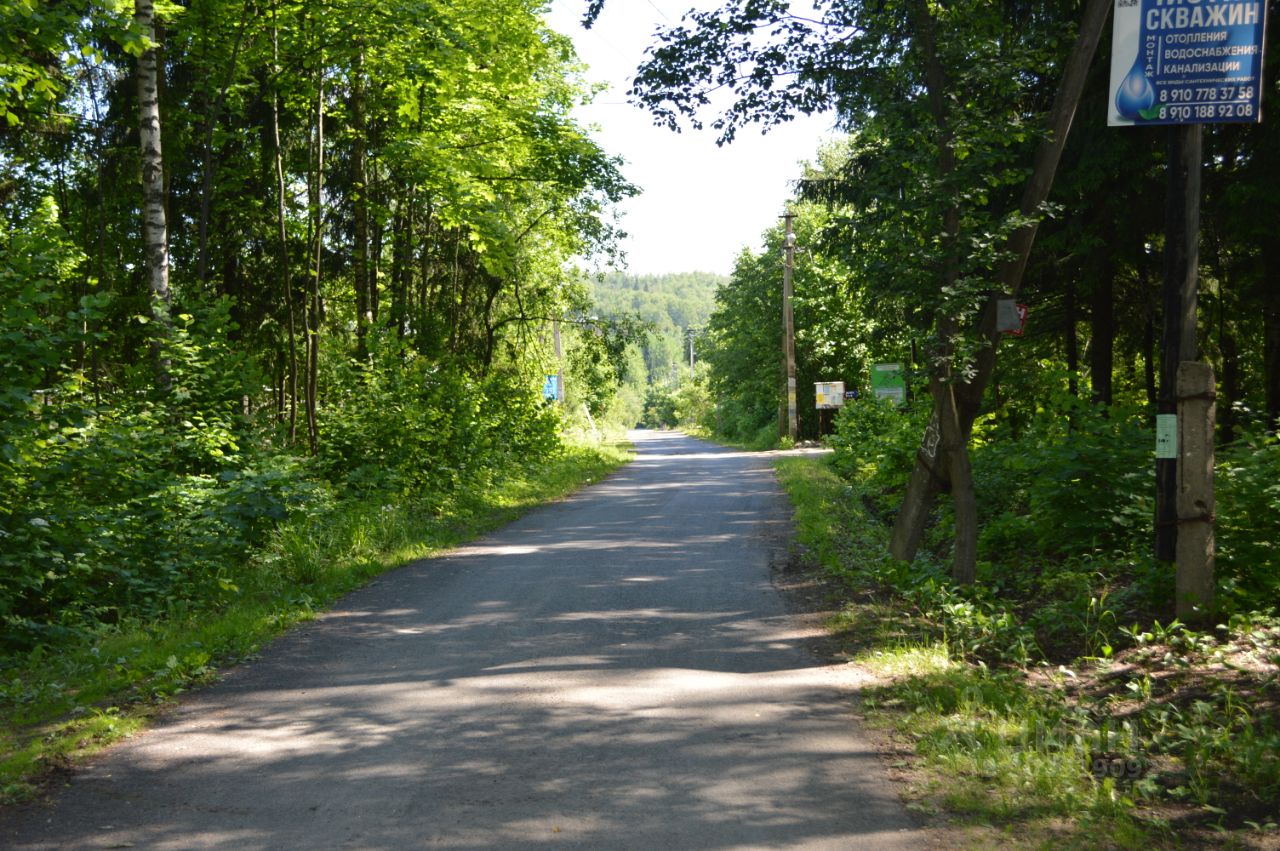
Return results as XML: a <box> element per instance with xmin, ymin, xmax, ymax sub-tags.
<box><xmin>1176</xmin><ymin>361</ymin><xmax>1215</xmax><ymax>621</ymax></box>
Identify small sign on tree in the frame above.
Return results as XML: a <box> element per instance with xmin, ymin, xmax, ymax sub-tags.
<box><xmin>997</xmin><ymin>298</ymin><xmax>1029</xmax><ymax>336</ymax></box>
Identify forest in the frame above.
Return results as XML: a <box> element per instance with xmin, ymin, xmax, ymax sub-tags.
<box><xmin>587</xmin><ymin>270</ymin><xmax>722</xmax><ymax>426</ymax></box>
<box><xmin>590</xmin><ymin>270</ymin><xmax>719</xmax><ymax>379</ymax></box>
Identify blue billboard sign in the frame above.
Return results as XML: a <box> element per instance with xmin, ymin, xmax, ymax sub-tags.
<box><xmin>1109</xmin><ymin>0</ymin><xmax>1268</xmax><ymax>126</ymax></box>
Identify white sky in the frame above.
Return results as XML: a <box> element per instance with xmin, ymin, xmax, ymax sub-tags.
<box><xmin>545</xmin><ymin>1</ymin><xmax>835</xmax><ymax>277</ymax></box>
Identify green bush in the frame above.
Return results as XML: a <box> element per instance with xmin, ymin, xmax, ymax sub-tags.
<box><xmin>820</xmin><ymin>379</ymin><xmax>1280</xmax><ymax>626</ymax></box>
<box><xmin>317</xmin><ymin>330</ymin><xmax>560</xmax><ymax>499</ymax></box>
<box><xmin>672</xmin><ymin>365</ymin><xmax>714</xmax><ymax>431</ymax></box>
<box><xmin>707</xmin><ymin>392</ymin><xmax>777</xmax><ymax>445</ymax></box>
<box><xmin>1217</xmin><ymin>431</ymin><xmax>1280</xmax><ymax>604</ymax></box>
<box><xmin>0</xmin><ymin>203</ymin><xmax>315</xmax><ymax>650</ymax></box>
<box><xmin>639</xmin><ymin>384</ymin><xmax>677</xmax><ymax>428</ymax></box>
<box><xmin>827</xmin><ymin>397</ymin><xmax>930</xmax><ymax>514</ymax></box>
<box><xmin>972</xmin><ymin>401</ymin><xmax>1152</xmax><ymax>560</ymax></box>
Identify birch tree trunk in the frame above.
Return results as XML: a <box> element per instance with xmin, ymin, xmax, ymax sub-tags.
<box><xmin>135</xmin><ymin>0</ymin><xmax>173</xmax><ymax>392</ymax></box>
<box><xmin>269</xmin><ymin>14</ymin><xmax>298</xmax><ymax>443</ymax></box>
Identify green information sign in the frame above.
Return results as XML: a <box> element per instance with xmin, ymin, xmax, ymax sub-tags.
<box><xmin>871</xmin><ymin>363</ymin><xmax>906</xmax><ymax>406</ymax></box>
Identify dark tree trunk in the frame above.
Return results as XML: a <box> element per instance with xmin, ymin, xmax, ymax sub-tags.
<box><xmin>890</xmin><ymin>0</ymin><xmax>1112</xmax><ymax>567</ymax></box>
<box><xmin>1265</xmin><ymin>234</ymin><xmax>1280</xmax><ymax>433</ymax></box>
<box><xmin>902</xmin><ymin>0</ymin><xmax>979</xmax><ymax>583</ymax></box>
<box><xmin>370</xmin><ymin>155</ymin><xmax>382</xmax><ymax>324</ymax></box>
<box><xmin>391</xmin><ymin>192</ymin><xmax>414</xmax><ymax>337</ymax></box>
<box><xmin>1090</xmin><ymin>267</ymin><xmax>1115</xmax><ymax>406</ymax></box>
<box><xmin>1065</xmin><ymin>275</ymin><xmax>1079</xmax><ymax>398</ymax></box>
<box><xmin>1219</xmin><ymin>304</ymin><xmax>1241</xmax><ymax>443</ymax></box>
<box><xmin>269</xmin><ymin>15</ymin><xmax>297</xmax><ymax>444</ymax></box>
<box><xmin>306</xmin><ymin>56</ymin><xmax>324</xmax><ymax>454</ymax></box>
<box><xmin>196</xmin><ymin>4</ymin><xmax>253</xmax><ymax>286</ymax></box>
<box><xmin>1144</xmin><ymin>302</ymin><xmax>1158</xmax><ymax>407</ymax></box>
<box><xmin>351</xmin><ymin>47</ymin><xmax>370</xmax><ymax>360</ymax></box>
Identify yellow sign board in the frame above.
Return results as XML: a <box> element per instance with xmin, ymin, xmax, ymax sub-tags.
<box><xmin>815</xmin><ymin>381</ymin><xmax>846</xmax><ymax>410</ymax></box>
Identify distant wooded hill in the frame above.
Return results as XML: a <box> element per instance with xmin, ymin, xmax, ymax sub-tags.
<box><xmin>590</xmin><ymin>272</ymin><xmax>725</xmax><ymax>382</ymax></box>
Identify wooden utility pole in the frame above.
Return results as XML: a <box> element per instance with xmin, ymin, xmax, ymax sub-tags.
<box><xmin>1154</xmin><ymin>123</ymin><xmax>1216</xmax><ymax>623</ymax></box>
<box><xmin>782</xmin><ymin>211</ymin><xmax>798</xmax><ymax>441</ymax></box>
<box><xmin>1156</xmin><ymin>125</ymin><xmax>1202</xmax><ymax>561</ymax></box>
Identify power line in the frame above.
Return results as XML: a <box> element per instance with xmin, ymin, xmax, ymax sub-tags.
<box><xmin>551</xmin><ymin>0</ymin><xmax>631</xmax><ymax>69</ymax></box>
<box><xmin>645</xmin><ymin>0</ymin><xmax>674</xmax><ymax>23</ymax></box>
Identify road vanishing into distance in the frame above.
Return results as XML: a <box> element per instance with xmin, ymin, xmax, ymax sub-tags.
<box><xmin>4</xmin><ymin>431</ymin><xmax>921</xmax><ymax>849</ymax></box>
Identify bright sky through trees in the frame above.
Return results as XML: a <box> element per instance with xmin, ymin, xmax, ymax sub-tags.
<box><xmin>546</xmin><ymin>1</ymin><xmax>834</xmax><ymax>276</ymax></box>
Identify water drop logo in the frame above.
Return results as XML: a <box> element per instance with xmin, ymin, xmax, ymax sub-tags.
<box><xmin>1115</xmin><ymin>55</ymin><xmax>1155</xmax><ymax>121</ymax></box>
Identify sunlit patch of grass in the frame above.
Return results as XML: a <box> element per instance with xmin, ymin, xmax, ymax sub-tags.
<box><xmin>858</xmin><ymin>642</ymin><xmax>954</xmax><ymax>679</ymax></box>
<box><xmin>857</xmin><ymin>662</ymin><xmax>1164</xmax><ymax>848</ymax></box>
<box><xmin>1</xmin><ymin>708</ymin><xmax>149</xmax><ymax>804</ymax></box>
<box><xmin>774</xmin><ymin>455</ymin><xmax>868</xmax><ymax>575</ymax></box>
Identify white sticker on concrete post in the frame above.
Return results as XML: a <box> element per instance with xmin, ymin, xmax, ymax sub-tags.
<box><xmin>1155</xmin><ymin>413</ymin><xmax>1178</xmax><ymax>458</ymax></box>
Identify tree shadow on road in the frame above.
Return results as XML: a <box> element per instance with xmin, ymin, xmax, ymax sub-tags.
<box><xmin>2</xmin><ymin>431</ymin><xmax>920</xmax><ymax>850</ymax></box>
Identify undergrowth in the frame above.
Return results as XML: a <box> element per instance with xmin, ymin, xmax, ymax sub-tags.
<box><xmin>775</xmin><ymin>451</ymin><xmax>1280</xmax><ymax>848</ymax></box>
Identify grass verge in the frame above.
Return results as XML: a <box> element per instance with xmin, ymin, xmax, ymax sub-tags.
<box><xmin>0</xmin><ymin>437</ymin><xmax>632</xmax><ymax>803</ymax></box>
<box><xmin>774</xmin><ymin>454</ymin><xmax>1280</xmax><ymax>850</ymax></box>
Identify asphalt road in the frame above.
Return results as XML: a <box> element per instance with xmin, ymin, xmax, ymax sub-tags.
<box><xmin>4</xmin><ymin>430</ymin><xmax>920</xmax><ymax>849</ymax></box>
